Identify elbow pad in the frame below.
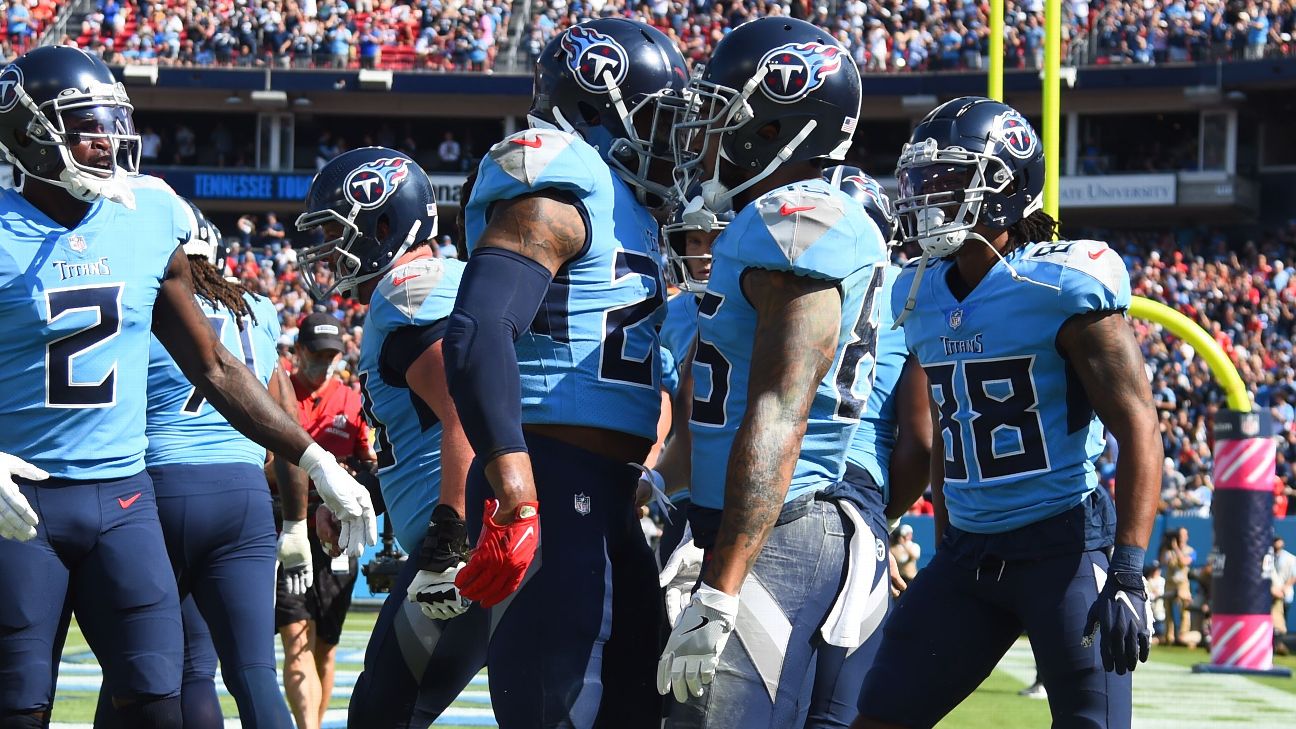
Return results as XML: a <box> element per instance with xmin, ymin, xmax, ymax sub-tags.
<box><xmin>444</xmin><ymin>247</ymin><xmax>553</xmax><ymax>461</ymax></box>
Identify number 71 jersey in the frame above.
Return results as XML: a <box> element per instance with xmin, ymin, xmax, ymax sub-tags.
<box><xmin>893</xmin><ymin>239</ymin><xmax>1131</xmax><ymax>535</ymax></box>
<box><xmin>0</xmin><ymin>182</ymin><xmax>191</xmax><ymax>479</ymax></box>
<box><xmin>688</xmin><ymin>180</ymin><xmax>889</xmax><ymax>511</ymax></box>
<box><xmin>465</xmin><ymin>129</ymin><xmax>666</xmax><ymax>441</ymax></box>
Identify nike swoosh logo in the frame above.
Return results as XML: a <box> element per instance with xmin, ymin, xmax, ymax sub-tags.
<box><xmin>511</xmin><ymin>525</ymin><xmax>535</xmax><ymax>554</ymax></box>
<box><xmin>1088</xmin><ymin>248</ymin><xmax>1108</xmax><ymax>260</ymax></box>
<box><xmin>682</xmin><ymin>615</ymin><xmax>711</xmax><ymax>635</ymax></box>
<box><xmin>779</xmin><ymin>204</ymin><xmax>815</xmax><ymax>216</ymax></box>
<box><xmin>510</xmin><ymin>137</ymin><xmax>542</xmax><ymax>149</ymax></box>
<box><xmin>118</xmin><ymin>492</ymin><xmax>142</xmax><ymax>509</ymax></box>
<box><xmin>391</xmin><ymin>273</ymin><xmax>420</xmax><ymax>286</ymax></box>
<box><xmin>1114</xmin><ymin>590</ymin><xmax>1140</xmax><ymax>619</ymax></box>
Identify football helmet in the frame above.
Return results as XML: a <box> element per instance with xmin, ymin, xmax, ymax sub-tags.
<box><xmin>893</xmin><ymin>96</ymin><xmax>1044</xmax><ymax>259</ymax></box>
<box><xmin>661</xmin><ymin>188</ymin><xmax>734</xmax><ymax>293</ymax></box>
<box><xmin>295</xmin><ymin>147</ymin><xmax>438</xmax><ymax>300</ymax></box>
<box><xmin>530</xmin><ymin>18</ymin><xmax>688</xmax><ymax>206</ymax></box>
<box><xmin>669</xmin><ymin>17</ymin><xmax>861</xmax><ymax>214</ymax></box>
<box><xmin>824</xmin><ymin>165</ymin><xmax>897</xmax><ymax>245</ymax></box>
<box><xmin>0</xmin><ymin>46</ymin><xmax>141</xmax><ymax>207</ymax></box>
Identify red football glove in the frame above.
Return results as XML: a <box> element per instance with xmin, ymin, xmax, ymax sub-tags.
<box><xmin>454</xmin><ymin>499</ymin><xmax>539</xmax><ymax>608</ymax></box>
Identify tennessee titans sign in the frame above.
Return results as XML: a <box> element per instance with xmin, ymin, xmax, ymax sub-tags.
<box><xmin>0</xmin><ymin>65</ymin><xmax>23</xmax><ymax>114</ymax></box>
<box><xmin>343</xmin><ymin>157</ymin><xmax>411</xmax><ymax>209</ymax></box>
<box><xmin>560</xmin><ymin>25</ymin><xmax>628</xmax><ymax>94</ymax></box>
<box><xmin>758</xmin><ymin>42</ymin><xmax>844</xmax><ymax>104</ymax></box>
<box><xmin>993</xmin><ymin>111</ymin><xmax>1037</xmax><ymax>159</ymax></box>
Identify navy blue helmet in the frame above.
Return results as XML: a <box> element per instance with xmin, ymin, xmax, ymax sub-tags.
<box><xmin>823</xmin><ymin>165</ymin><xmax>897</xmax><ymax>245</ymax></box>
<box><xmin>530</xmin><ymin>18</ymin><xmax>688</xmax><ymax>205</ymax></box>
<box><xmin>893</xmin><ymin>96</ymin><xmax>1045</xmax><ymax>258</ymax></box>
<box><xmin>295</xmin><ymin>147</ymin><xmax>438</xmax><ymax>299</ymax></box>
<box><xmin>671</xmin><ymin>17</ymin><xmax>862</xmax><ymax>212</ymax></box>
<box><xmin>0</xmin><ymin>46</ymin><xmax>140</xmax><ymax>206</ymax></box>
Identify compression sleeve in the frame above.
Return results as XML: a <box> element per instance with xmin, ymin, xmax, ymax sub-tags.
<box><xmin>443</xmin><ymin>246</ymin><xmax>553</xmax><ymax>462</ymax></box>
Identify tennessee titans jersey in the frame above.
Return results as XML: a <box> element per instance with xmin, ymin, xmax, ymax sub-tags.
<box><xmin>465</xmin><ymin>129</ymin><xmax>665</xmax><ymax>442</ymax></box>
<box><xmin>659</xmin><ymin>292</ymin><xmax>700</xmax><ymax>397</ymax></box>
<box><xmin>893</xmin><ymin>239</ymin><xmax>1131</xmax><ymax>534</ymax></box>
<box><xmin>0</xmin><ymin>179</ymin><xmax>189</xmax><ymax>479</ymax></box>
<box><xmin>145</xmin><ymin>293</ymin><xmax>280</xmax><ymax>468</ymax></box>
<box><xmin>846</xmin><ymin>264</ymin><xmax>905</xmax><ymax>502</ymax></box>
<box><xmin>689</xmin><ymin>179</ymin><xmax>890</xmax><ymax>510</ymax></box>
<box><xmin>359</xmin><ymin>253</ymin><xmax>464</xmax><ymax>553</ymax></box>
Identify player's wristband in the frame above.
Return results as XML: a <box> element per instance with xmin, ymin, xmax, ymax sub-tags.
<box><xmin>1110</xmin><ymin>544</ymin><xmax>1146</xmax><ymax>576</ymax></box>
<box><xmin>417</xmin><ymin>504</ymin><xmax>468</xmax><ymax>571</ymax></box>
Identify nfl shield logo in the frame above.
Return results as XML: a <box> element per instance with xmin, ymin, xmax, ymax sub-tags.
<box><xmin>68</xmin><ymin>235</ymin><xmax>87</xmax><ymax>254</ymax></box>
<box><xmin>574</xmin><ymin>493</ymin><xmax>591</xmax><ymax>516</ymax></box>
<box><xmin>948</xmin><ymin>307</ymin><xmax>964</xmax><ymax>330</ymax></box>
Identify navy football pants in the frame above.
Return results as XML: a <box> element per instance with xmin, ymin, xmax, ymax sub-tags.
<box><xmin>467</xmin><ymin>433</ymin><xmax>663</xmax><ymax>729</ymax></box>
<box><xmin>0</xmin><ymin>472</ymin><xmax>182</xmax><ymax>718</ymax></box>
<box><xmin>94</xmin><ymin>463</ymin><xmax>290</xmax><ymax>729</ymax></box>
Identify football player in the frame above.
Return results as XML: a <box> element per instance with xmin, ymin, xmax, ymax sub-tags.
<box><xmin>852</xmin><ymin>97</ymin><xmax>1160</xmax><ymax>729</ymax></box>
<box><xmin>94</xmin><ymin>199</ymin><xmax>300</xmax><ymax>729</ymax></box>
<box><xmin>0</xmin><ymin>46</ymin><xmax>375</xmax><ymax>729</ymax></box>
<box><xmin>655</xmin><ymin>18</ymin><xmax>890</xmax><ymax>727</ymax></box>
<box><xmin>293</xmin><ymin>146</ymin><xmax>490</xmax><ymax>728</ymax></box>
<box><xmin>807</xmin><ymin>167</ymin><xmax>931</xmax><ymax>729</ymax></box>
<box><xmin>446</xmin><ymin>18</ymin><xmax>685</xmax><ymax>727</ymax></box>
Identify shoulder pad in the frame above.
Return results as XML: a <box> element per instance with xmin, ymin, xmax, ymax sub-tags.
<box><xmin>371</xmin><ymin>255</ymin><xmax>463</xmax><ymax>330</ymax></box>
<box><xmin>1025</xmin><ymin>240</ymin><xmax>1131</xmax><ymax>315</ymax></box>
<box><xmin>129</xmin><ymin>174</ymin><xmax>178</xmax><ymax>195</ymax></box>
<box><xmin>731</xmin><ymin>184</ymin><xmax>886</xmax><ymax>280</ymax></box>
<box><xmin>478</xmin><ymin>128</ymin><xmax>605</xmax><ymax>194</ymax></box>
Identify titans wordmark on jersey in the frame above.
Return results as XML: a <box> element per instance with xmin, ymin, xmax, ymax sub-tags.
<box><xmin>464</xmin><ymin>128</ymin><xmax>666</xmax><ymax>442</ymax></box>
<box><xmin>893</xmin><ymin>239</ymin><xmax>1131</xmax><ymax>534</ymax></box>
<box><xmin>0</xmin><ymin>178</ymin><xmax>190</xmax><ymax>479</ymax></box>
<box><xmin>688</xmin><ymin>179</ymin><xmax>890</xmax><ymax>517</ymax></box>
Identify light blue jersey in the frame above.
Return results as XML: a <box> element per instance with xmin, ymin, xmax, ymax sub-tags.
<box><xmin>358</xmin><ymin>253</ymin><xmax>464</xmax><ymax>553</ymax></box>
<box><xmin>893</xmin><ymin>239</ymin><xmax>1131</xmax><ymax>534</ymax></box>
<box><xmin>146</xmin><ymin>293</ymin><xmax>280</xmax><ymax>468</ymax></box>
<box><xmin>659</xmin><ymin>292</ymin><xmax>700</xmax><ymax>397</ymax></box>
<box><xmin>846</xmin><ymin>264</ymin><xmax>906</xmax><ymax>502</ymax></box>
<box><xmin>689</xmin><ymin>179</ymin><xmax>890</xmax><ymax>511</ymax></box>
<box><xmin>465</xmin><ymin>129</ymin><xmax>665</xmax><ymax>442</ymax></box>
<box><xmin>0</xmin><ymin>179</ymin><xmax>189</xmax><ymax>479</ymax></box>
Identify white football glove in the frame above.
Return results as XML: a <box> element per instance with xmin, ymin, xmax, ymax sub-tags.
<box><xmin>659</xmin><ymin>525</ymin><xmax>705</xmax><ymax>628</ymax></box>
<box><xmin>657</xmin><ymin>583</ymin><xmax>739</xmax><ymax>703</ymax></box>
<box><xmin>407</xmin><ymin>563</ymin><xmax>471</xmax><ymax>621</ymax></box>
<box><xmin>277</xmin><ymin>519</ymin><xmax>314</xmax><ymax>596</ymax></box>
<box><xmin>299</xmin><ymin>443</ymin><xmax>377</xmax><ymax>557</ymax></box>
<box><xmin>0</xmin><ymin>453</ymin><xmax>44</xmax><ymax>542</ymax></box>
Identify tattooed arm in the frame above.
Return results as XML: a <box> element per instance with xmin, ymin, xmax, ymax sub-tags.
<box><xmin>1057</xmin><ymin>310</ymin><xmax>1161</xmax><ymax>553</ymax></box>
<box><xmin>444</xmin><ymin>192</ymin><xmax>587</xmax><ymax>514</ymax></box>
<box><xmin>701</xmin><ymin>270</ymin><xmax>842</xmax><ymax>595</ymax></box>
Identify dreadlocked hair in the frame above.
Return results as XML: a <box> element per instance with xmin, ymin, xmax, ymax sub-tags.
<box><xmin>1006</xmin><ymin>209</ymin><xmax>1059</xmax><ymax>253</ymax></box>
<box><xmin>188</xmin><ymin>256</ymin><xmax>259</xmax><ymax>329</ymax></box>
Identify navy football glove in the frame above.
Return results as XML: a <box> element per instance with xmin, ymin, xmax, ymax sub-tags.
<box><xmin>1084</xmin><ymin>546</ymin><xmax>1151</xmax><ymax>675</ymax></box>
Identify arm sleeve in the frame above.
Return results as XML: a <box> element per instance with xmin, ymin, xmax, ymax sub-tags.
<box><xmin>443</xmin><ymin>246</ymin><xmax>554</xmax><ymax>462</ymax></box>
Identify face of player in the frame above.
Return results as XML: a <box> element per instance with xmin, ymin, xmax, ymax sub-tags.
<box><xmin>61</xmin><ymin>109</ymin><xmax>117</xmax><ymax>173</ymax></box>
<box><xmin>294</xmin><ymin>347</ymin><xmax>341</xmax><ymax>389</ymax></box>
<box><xmin>684</xmin><ymin>229</ymin><xmax>717</xmax><ymax>281</ymax></box>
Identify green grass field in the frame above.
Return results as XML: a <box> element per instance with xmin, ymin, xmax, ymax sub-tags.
<box><xmin>48</xmin><ymin>613</ymin><xmax>1296</xmax><ymax>728</ymax></box>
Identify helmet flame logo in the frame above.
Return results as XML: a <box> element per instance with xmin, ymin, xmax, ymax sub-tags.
<box><xmin>343</xmin><ymin>157</ymin><xmax>411</xmax><ymax>209</ymax></box>
<box><xmin>560</xmin><ymin>25</ymin><xmax>629</xmax><ymax>94</ymax></box>
<box><xmin>758</xmin><ymin>42</ymin><xmax>843</xmax><ymax>104</ymax></box>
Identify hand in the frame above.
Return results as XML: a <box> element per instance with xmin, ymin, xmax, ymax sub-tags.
<box><xmin>408</xmin><ymin>504</ymin><xmax>471</xmax><ymax>621</ymax></box>
<box><xmin>657</xmin><ymin>583</ymin><xmax>739</xmax><ymax>703</ymax></box>
<box><xmin>314</xmin><ymin>505</ymin><xmax>343</xmax><ymax>558</ymax></box>
<box><xmin>454</xmin><ymin>499</ymin><xmax>539</xmax><ymax>608</ymax></box>
<box><xmin>659</xmin><ymin>526</ymin><xmax>705</xmax><ymax>628</ymax></box>
<box><xmin>888</xmin><ymin>551</ymin><xmax>906</xmax><ymax>598</ymax></box>
<box><xmin>277</xmin><ymin>518</ymin><xmax>314</xmax><ymax>595</ymax></box>
<box><xmin>0</xmin><ymin>453</ymin><xmax>44</xmax><ymax>542</ymax></box>
<box><xmin>299</xmin><ymin>443</ymin><xmax>377</xmax><ymax>557</ymax></box>
<box><xmin>1084</xmin><ymin>569</ymin><xmax>1152</xmax><ymax>674</ymax></box>
<box><xmin>631</xmin><ymin>464</ymin><xmax>672</xmax><ymax>522</ymax></box>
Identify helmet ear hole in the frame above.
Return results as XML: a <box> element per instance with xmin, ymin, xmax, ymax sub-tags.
<box><xmin>576</xmin><ymin>101</ymin><xmax>602</xmax><ymax>127</ymax></box>
<box><xmin>376</xmin><ymin>213</ymin><xmax>390</xmax><ymax>242</ymax></box>
<box><xmin>756</xmin><ymin>122</ymin><xmax>780</xmax><ymax>142</ymax></box>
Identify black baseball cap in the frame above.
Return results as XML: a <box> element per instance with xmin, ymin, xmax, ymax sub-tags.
<box><xmin>297</xmin><ymin>313</ymin><xmax>346</xmax><ymax>353</ymax></box>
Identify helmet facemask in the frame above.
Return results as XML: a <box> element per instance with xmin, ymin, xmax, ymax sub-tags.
<box><xmin>10</xmin><ymin>79</ymin><xmax>141</xmax><ymax>208</ymax></box>
<box><xmin>661</xmin><ymin>195</ymin><xmax>727</xmax><ymax>294</ymax></box>
<box><xmin>294</xmin><ymin>203</ymin><xmax>430</xmax><ymax>300</ymax></box>
<box><xmin>893</xmin><ymin>137</ymin><xmax>1018</xmax><ymax>259</ymax></box>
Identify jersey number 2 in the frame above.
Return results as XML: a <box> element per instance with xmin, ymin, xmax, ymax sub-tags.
<box><xmin>45</xmin><ymin>284</ymin><xmax>123</xmax><ymax>408</ymax></box>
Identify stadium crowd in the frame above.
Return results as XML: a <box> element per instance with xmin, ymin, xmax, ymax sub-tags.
<box><xmin>20</xmin><ymin>0</ymin><xmax>1292</xmax><ymax>71</ymax></box>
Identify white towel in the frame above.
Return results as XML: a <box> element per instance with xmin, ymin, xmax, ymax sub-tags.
<box><xmin>820</xmin><ymin>500</ymin><xmax>891</xmax><ymax>650</ymax></box>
